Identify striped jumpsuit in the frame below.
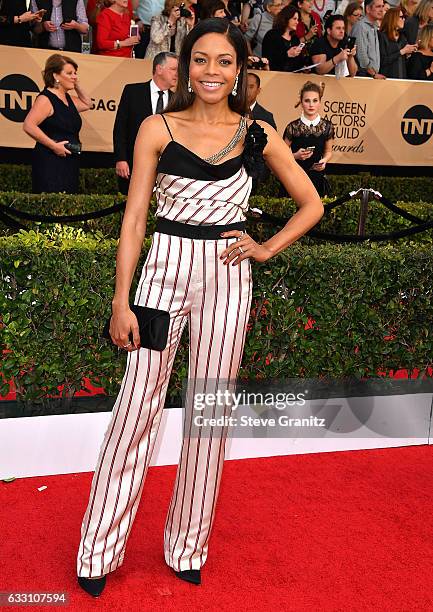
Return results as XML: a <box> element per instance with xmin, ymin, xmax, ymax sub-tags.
<box><xmin>77</xmin><ymin>119</ymin><xmax>253</xmax><ymax>577</ymax></box>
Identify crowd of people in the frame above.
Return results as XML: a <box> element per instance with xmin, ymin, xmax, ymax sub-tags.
<box><xmin>1</xmin><ymin>0</ymin><xmax>432</xmax><ymax>79</ymax></box>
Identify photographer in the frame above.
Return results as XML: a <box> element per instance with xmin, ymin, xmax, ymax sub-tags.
<box><xmin>262</xmin><ymin>5</ymin><xmax>307</xmax><ymax>71</ymax></box>
<box><xmin>343</xmin><ymin>2</ymin><xmax>363</xmax><ymax>36</ymax></box>
<box><xmin>294</xmin><ymin>0</ymin><xmax>322</xmax><ymax>48</ymax></box>
<box><xmin>310</xmin><ymin>14</ymin><xmax>357</xmax><ymax>77</ymax></box>
<box><xmin>244</xmin><ymin>0</ymin><xmax>283</xmax><ymax>57</ymax></box>
<box><xmin>86</xmin><ymin>0</ymin><xmax>133</xmax><ymax>53</ymax></box>
<box><xmin>379</xmin><ymin>7</ymin><xmax>417</xmax><ymax>78</ymax></box>
<box><xmin>31</xmin><ymin>0</ymin><xmax>89</xmax><ymax>52</ymax></box>
<box><xmin>0</xmin><ymin>0</ymin><xmax>44</xmax><ymax>46</ymax></box>
<box><xmin>96</xmin><ymin>0</ymin><xmax>139</xmax><ymax>58</ymax></box>
<box><xmin>145</xmin><ymin>0</ymin><xmax>194</xmax><ymax>60</ymax></box>
<box><xmin>200</xmin><ymin>0</ymin><xmax>227</xmax><ymax>19</ymax></box>
<box><xmin>350</xmin><ymin>0</ymin><xmax>386</xmax><ymax>78</ymax></box>
<box><xmin>403</xmin><ymin>0</ymin><xmax>433</xmax><ymax>45</ymax></box>
<box><xmin>407</xmin><ymin>24</ymin><xmax>433</xmax><ymax>80</ymax></box>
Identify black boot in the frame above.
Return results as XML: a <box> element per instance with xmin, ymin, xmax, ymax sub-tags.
<box><xmin>77</xmin><ymin>575</ymin><xmax>107</xmax><ymax>597</ymax></box>
<box><xmin>173</xmin><ymin>569</ymin><xmax>201</xmax><ymax>585</ymax></box>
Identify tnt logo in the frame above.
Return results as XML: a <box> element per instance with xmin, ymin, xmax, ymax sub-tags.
<box><xmin>401</xmin><ymin>105</ymin><xmax>433</xmax><ymax>146</ymax></box>
<box><xmin>0</xmin><ymin>74</ymin><xmax>40</xmax><ymax>123</ymax></box>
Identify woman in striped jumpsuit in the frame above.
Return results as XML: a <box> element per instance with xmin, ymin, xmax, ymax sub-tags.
<box><xmin>77</xmin><ymin>18</ymin><xmax>323</xmax><ymax>597</ymax></box>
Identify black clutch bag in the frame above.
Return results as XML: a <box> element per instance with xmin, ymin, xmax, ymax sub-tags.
<box><xmin>102</xmin><ymin>305</ymin><xmax>170</xmax><ymax>351</ymax></box>
<box><xmin>64</xmin><ymin>142</ymin><xmax>82</xmax><ymax>155</ymax></box>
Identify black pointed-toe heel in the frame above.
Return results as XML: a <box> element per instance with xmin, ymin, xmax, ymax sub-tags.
<box><xmin>77</xmin><ymin>575</ymin><xmax>107</xmax><ymax>597</ymax></box>
<box><xmin>173</xmin><ymin>569</ymin><xmax>201</xmax><ymax>585</ymax></box>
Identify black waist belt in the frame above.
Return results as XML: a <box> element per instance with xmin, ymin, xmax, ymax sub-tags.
<box><xmin>155</xmin><ymin>217</ymin><xmax>246</xmax><ymax>240</ymax></box>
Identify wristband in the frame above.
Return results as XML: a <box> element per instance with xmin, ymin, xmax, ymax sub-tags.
<box><xmin>115</xmin><ymin>39</ymin><xmax>120</xmax><ymax>49</ymax></box>
<box><xmin>17</xmin><ymin>16</ymin><xmax>22</xmax><ymax>23</ymax></box>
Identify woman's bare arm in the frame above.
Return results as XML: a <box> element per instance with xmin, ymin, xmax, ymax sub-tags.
<box><xmin>221</xmin><ymin>120</ymin><xmax>324</xmax><ymax>264</ymax></box>
<box><xmin>257</xmin><ymin>120</ymin><xmax>324</xmax><ymax>256</ymax></box>
<box><xmin>23</xmin><ymin>95</ymin><xmax>55</xmax><ymax>148</ymax></box>
<box><xmin>111</xmin><ymin>114</ymin><xmax>166</xmax><ymax>312</ymax></box>
<box><xmin>70</xmin><ymin>80</ymin><xmax>92</xmax><ymax>112</ymax></box>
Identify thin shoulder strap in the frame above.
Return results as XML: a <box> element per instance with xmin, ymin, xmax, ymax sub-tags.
<box><xmin>160</xmin><ymin>114</ymin><xmax>174</xmax><ymax>141</ymax></box>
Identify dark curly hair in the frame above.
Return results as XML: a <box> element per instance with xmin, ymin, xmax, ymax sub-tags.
<box><xmin>164</xmin><ymin>17</ymin><xmax>249</xmax><ymax>115</ymax></box>
<box><xmin>273</xmin><ymin>5</ymin><xmax>301</xmax><ymax>34</ymax></box>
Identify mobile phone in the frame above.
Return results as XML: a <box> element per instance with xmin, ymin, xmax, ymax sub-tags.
<box><xmin>346</xmin><ymin>36</ymin><xmax>356</xmax><ymax>50</ymax></box>
<box><xmin>130</xmin><ymin>24</ymin><xmax>139</xmax><ymax>37</ymax></box>
<box><xmin>179</xmin><ymin>3</ymin><xmax>192</xmax><ymax>17</ymax></box>
<box><xmin>323</xmin><ymin>9</ymin><xmax>333</xmax><ymax>20</ymax></box>
<box><xmin>61</xmin><ymin>19</ymin><xmax>71</xmax><ymax>25</ymax></box>
<box><xmin>306</xmin><ymin>146</ymin><xmax>315</xmax><ymax>151</ymax></box>
<box><xmin>298</xmin><ymin>42</ymin><xmax>305</xmax><ymax>49</ymax></box>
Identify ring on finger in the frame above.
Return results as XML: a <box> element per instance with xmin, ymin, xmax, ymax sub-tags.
<box><xmin>238</xmin><ymin>246</ymin><xmax>244</xmax><ymax>254</ymax></box>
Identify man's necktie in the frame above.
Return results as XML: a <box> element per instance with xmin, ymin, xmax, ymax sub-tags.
<box><xmin>155</xmin><ymin>90</ymin><xmax>165</xmax><ymax>114</ymax></box>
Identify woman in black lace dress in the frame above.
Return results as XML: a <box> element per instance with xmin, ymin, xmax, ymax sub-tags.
<box><xmin>282</xmin><ymin>80</ymin><xmax>333</xmax><ymax>197</ymax></box>
<box><xmin>23</xmin><ymin>54</ymin><xmax>91</xmax><ymax>193</ymax></box>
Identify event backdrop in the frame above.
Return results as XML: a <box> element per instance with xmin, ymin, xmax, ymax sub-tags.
<box><xmin>1</xmin><ymin>46</ymin><xmax>432</xmax><ymax>166</ymax></box>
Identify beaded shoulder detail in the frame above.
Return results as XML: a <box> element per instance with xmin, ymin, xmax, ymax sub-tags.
<box><xmin>203</xmin><ymin>116</ymin><xmax>248</xmax><ymax>165</ymax></box>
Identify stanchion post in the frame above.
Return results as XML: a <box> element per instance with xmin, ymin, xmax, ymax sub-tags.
<box><xmin>357</xmin><ymin>189</ymin><xmax>370</xmax><ymax>237</ymax></box>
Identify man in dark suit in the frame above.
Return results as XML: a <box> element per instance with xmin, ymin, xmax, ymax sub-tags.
<box><xmin>247</xmin><ymin>71</ymin><xmax>275</xmax><ymax>193</ymax></box>
<box><xmin>113</xmin><ymin>51</ymin><xmax>178</xmax><ymax>194</ymax></box>
<box><xmin>247</xmin><ymin>72</ymin><xmax>277</xmax><ymax>130</ymax></box>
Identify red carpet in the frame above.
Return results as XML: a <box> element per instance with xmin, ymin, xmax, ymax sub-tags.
<box><xmin>1</xmin><ymin>446</ymin><xmax>433</xmax><ymax>611</ymax></box>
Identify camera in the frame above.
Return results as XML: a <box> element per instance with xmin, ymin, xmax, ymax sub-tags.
<box><xmin>179</xmin><ymin>3</ymin><xmax>192</xmax><ymax>17</ymax></box>
<box><xmin>248</xmin><ymin>56</ymin><xmax>267</xmax><ymax>69</ymax></box>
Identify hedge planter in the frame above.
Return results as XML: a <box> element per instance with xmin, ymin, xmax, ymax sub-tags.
<box><xmin>1</xmin><ymin>226</ymin><xmax>432</xmax><ymax>408</ymax></box>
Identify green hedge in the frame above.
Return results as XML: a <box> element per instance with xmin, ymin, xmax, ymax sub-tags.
<box><xmin>1</xmin><ymin>192</ymin><xmax>433</xmax><ymax>244</ymax></box>
<box><xmin>1</xmin><ymin>226</ymin><xmax>432</xmax><ymax>407</ymax></box>
<box><xmin>0</xmin><ymin>192</ymin><xmax>129</xmax><ymax>238</ymax></box>
<box><xmin>256</xmin><ymin>173</ymin><xmax>433</xmax><ymax>202</ymax></box>
<box><xmin>0</xmin><ymin>165</ymin><xmax>119</xmax><ymax>196</ymax></box>
<box><xmin>1</xmin><ymin>164</ymin><xmax>432</xmax><ymax>201</ymax></box>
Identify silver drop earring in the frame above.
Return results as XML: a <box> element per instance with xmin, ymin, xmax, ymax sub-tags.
<box><xmin>188</xmin><ymin>77</ymin><xmax>193</xmax><ymax>93</ymax></box>
<box><xmin>231</xmin><ymin>75</ymin><xmax>239</xmax><ymax>97</ymax></box>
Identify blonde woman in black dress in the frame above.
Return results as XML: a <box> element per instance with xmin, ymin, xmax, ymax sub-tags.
<box><xmin>76</xmin><ymin>18</ymin><xmax>323</xmax><ymax>597</ymax></box>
